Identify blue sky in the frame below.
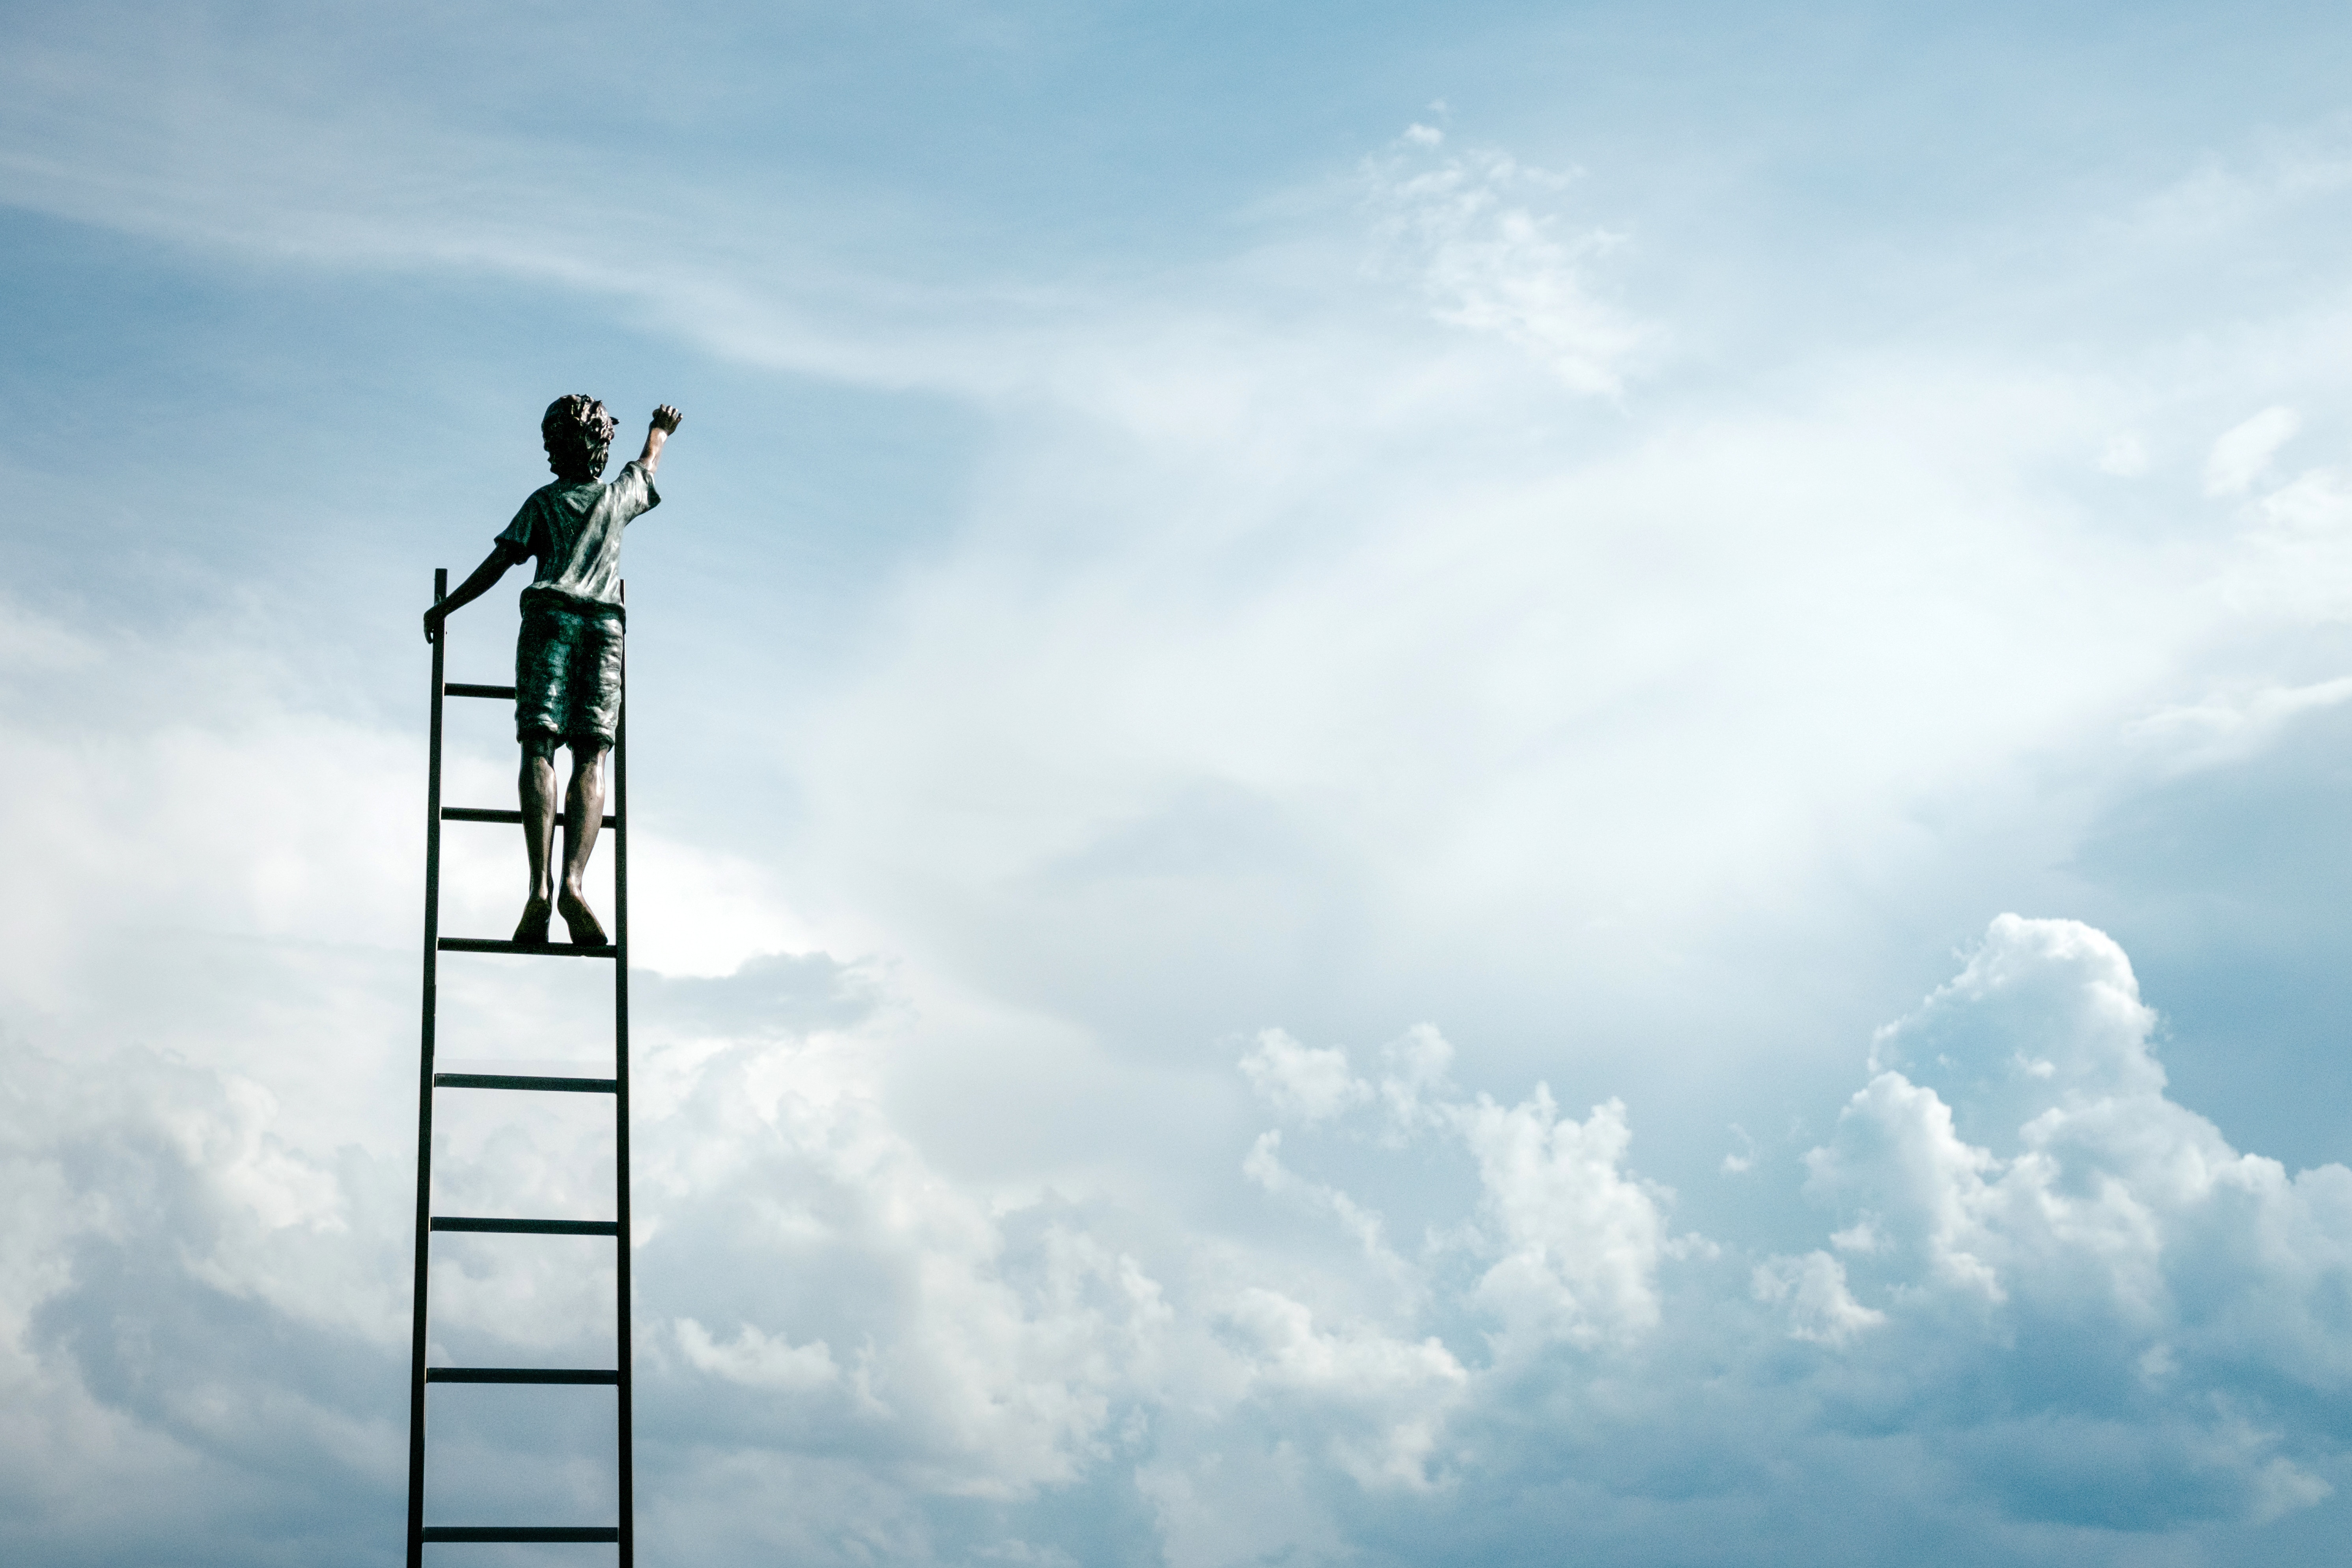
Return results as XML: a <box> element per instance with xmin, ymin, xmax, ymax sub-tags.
<box><xmin>13</xmin><ymin>3</ymin><xmax>2352</xmax><ymax>1564</ymax></box>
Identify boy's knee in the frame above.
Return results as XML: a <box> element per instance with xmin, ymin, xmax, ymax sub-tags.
<box><xmin>521</xmin><ymin>733</ymin><xmax>561</xmax><ymax>764</ymax></box>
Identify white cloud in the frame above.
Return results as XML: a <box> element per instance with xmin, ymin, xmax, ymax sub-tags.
<box><xmin>1242</xmin><ymin>1131</ymin><xmax>1404</xmax><ymax>1275</ymax></box>
<box><xmin>1374</xmin><ymin>1024</ymin><xmax>1456</xmax><ymax>1135</ymax></box>
<box><xmin>1863</xmin><ymin>914</ymin><xmax>2167</xmax><ymax>1124</ymax></box>
<box><xmin>1221</xmin><ymin>1287</ymin><xmax>1465</xmax><ymax>1490</ymax></box>
<box><xmin>2257</xmin><ymin>465</ymin><xmax>2352</xmax><ymax>533</ymax></box>
<box><xmin>1362</xmin><ymin>133</ymin><xmax>1648</xmax><ymax>394</ymax></box>
<box><xmin>1456</xmin><ymin>1090</ymin><xmax>1668</xmax><ymax>1350</ymax></box>
<box><xmin>2205</xmin><ymin>405</ymin><xmax>2301</xmax><ymax>495</ymax></box>
<box><xmin>1243</xmin><ymin>1028</ymin><xmax>1670</xmax><ymax>1353</ymax></box>
<box><xmin>1240</xmin><ymin>1028</ymin><xmax>1368</xmax><ymax>1123</ymax></box>
<box><xmin>1802</xmin><ymin>916</ymin><xmax>2352</xmax><ymax>1516</ymax></box>
<box><xmin>677</xmin><ymin>1318</ymin><xmax>840</xmax><ymax>1391</ymax></box>
<box><xmin>1751</xmin><ymin>1250</ymin><xmax>1885</xmax><ymax>1344</ymax></box>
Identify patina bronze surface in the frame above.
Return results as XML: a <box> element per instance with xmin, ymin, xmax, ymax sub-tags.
<box><xmin>424</xmin><ymin>399</ymin><xmax>682</xmax><ymax>945</ymax></box>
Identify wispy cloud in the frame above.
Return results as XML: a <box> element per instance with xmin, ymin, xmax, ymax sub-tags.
<box><xmin>1362</xmin><ymin>129</ymin><xmax>1649</xmax><ymax>394</ymax></box>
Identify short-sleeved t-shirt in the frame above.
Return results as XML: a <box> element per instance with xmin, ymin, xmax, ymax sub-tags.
<box><xmin>496</xmin><ymin>460</ymin><xmax>660</xmax><ymax>609</ymax></box>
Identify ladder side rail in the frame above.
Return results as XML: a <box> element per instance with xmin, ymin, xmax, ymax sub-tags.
<box><xmin>406</xmin><ymin>567</ymin><xmax>448</xmax><ymax>1568</ymax></box>
<box><xmin>614</xmin><ymin>581</ymin><xmax>635</xmax><ymax>1566</ymax></box>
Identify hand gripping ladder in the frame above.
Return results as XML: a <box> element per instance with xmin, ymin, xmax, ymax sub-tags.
<box><xmin>406</xmin><ymin>568</ymin><xmax>636</xmax><ymax>1562</ymax></box>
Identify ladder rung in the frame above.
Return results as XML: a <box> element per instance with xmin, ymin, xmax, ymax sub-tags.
<box><xmin>438</xmin><ymin>938</ymin><xmax>616</xmax><ymax>958</ymax></box>
<box><xmin>420</xmin><ymin>1527</ymin><xmax>619</xmax><ymax>1543</ymax></box>
<box><xmin>426</xmin><ymin>1367</ymin><xmax>620</xmax><ymax>1384</ymax></box>
<box><xmin>442</xmin><ymin>807</ymin><xmax>619</xmax><ymax>828</ymax></box>
<box><xmin>435</xmin><ymin>1073</ymin><xmax>618</xmax><ymax>1094</ymax></box>
<box><xmin>443</xmin><ymin>682</ymin><xmax>517</xmax><ymax>699</ymax></box>
<box><xmin>431</xmin><ymin>1216</ymin><xmax>620</xmax><ymax>1236</ymax></box>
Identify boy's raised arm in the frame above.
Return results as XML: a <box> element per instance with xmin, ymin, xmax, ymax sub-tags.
<box><xmin>423</xmin><ymin>540</ymin><xmax>529</xmax><ymax>642</ymax></box>
<box><xmin>635</xmin><ymin>404</ymin><xmax>683</xmax><ymax>478</ymax></box>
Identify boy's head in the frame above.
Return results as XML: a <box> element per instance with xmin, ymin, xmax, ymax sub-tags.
<box><xmin>541</xmin><ymin>394</ymin><xmax>618</xmax><ymax>483</ymax></box>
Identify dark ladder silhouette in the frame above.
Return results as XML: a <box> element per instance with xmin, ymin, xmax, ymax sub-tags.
<box><xmin>407</xmin><ymin>567</ymin><xmax>635</xmax><ymax>1564</ymax></box>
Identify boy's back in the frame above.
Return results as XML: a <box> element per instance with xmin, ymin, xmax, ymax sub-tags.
<box><xmin>500</xmin><ymin>460</ymin><xmax>659</xmax><ymax>610</ymax></box>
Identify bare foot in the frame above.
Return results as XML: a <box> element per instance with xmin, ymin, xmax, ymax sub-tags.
<box><xmin>513</xmin><ymin>894</ymin><xmax>553</xmax><ymax>945</ymax></box>
<box><xmin>558</xmin><ymin>886</ymin><xmax>609</xmax><ymax>947</ymax></box>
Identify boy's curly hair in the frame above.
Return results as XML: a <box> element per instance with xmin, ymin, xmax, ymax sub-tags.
<box><xmin>541</xmin><ymin>394</ymin><xmax>618</xmax><ymax>482</ymax></box>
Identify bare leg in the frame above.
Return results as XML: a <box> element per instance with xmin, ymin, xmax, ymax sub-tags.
<box><xmin>556</xmin><ymin>738</ymin><xmax>611</xmax><ymax>946</ymax></box>
<box><xmin>514</xmin><ymin>734</ymin><xmax>560</xmax><ymax>943</ymax></box>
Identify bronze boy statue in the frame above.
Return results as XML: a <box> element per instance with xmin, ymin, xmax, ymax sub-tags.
<box><xmin>424</xmin><ymin>397</ymin><xmax>682</xmax><ymax>946</ymax></box>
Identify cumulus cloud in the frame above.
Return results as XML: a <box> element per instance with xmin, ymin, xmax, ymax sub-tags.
<box><xmin>1456</xmin><ymin>1091</ymin><xmax>1669</xmax><ymax>1350</ymax></box>
<box><xmin>21</xmin><ymin>699</ymin><xmax>2352</xmax><ymax>1568</ymax></box>
<box><xmin>1238</xmin><ymin>1028</ymin><xmax>1367</xmax><ymax>1123</ymax></box>
<box><xmin>1799</xmin><ymin>915</ymin><xmax>2352</xmax><ymax>1523</ymax></box>
<box><xmin>649</xmin><ymin>918</ymin><xmax>2352</xmax><ymax>1544</ymax></box>
<box><xmin>1220</xmin><ymin>1287</ymin><xmax>1465</xmax><ymax>1490</ymax></box>
<box><xmin>1239</xmin><ymin>1019</ymin><xmax>1674</xmax><ymax>1343</ymax></box>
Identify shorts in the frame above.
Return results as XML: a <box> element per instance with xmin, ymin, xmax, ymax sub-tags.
<box><xmin>515</xmin><ymin>588</ymin><xmax>624</xmax><ymax>744</ymax></box>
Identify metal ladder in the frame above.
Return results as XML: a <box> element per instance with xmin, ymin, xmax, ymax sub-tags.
<box><xmin>407</xmin><ymin>567</ymin><xmax>635</xmax><ymax>1563</ymax></box>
